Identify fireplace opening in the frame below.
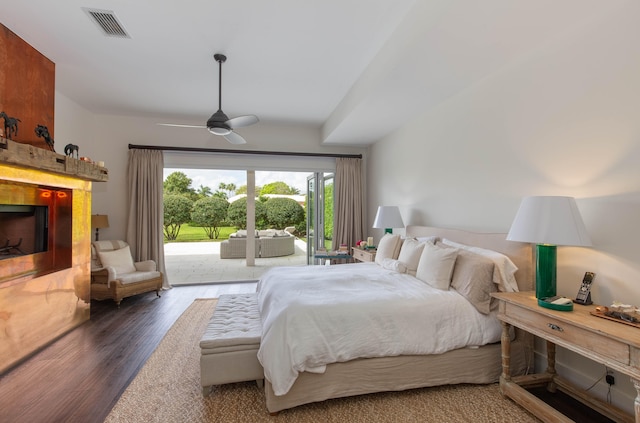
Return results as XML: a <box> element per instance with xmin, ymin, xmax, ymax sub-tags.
<box><xmin>0</xmin><ymin>205</ymin><xmax>48</xmax><ymax>258</ymax></box>
<box><xmin>0</xmin><ymin>180</ymin><xmax>73</xmax><ymax>283</ymax></box>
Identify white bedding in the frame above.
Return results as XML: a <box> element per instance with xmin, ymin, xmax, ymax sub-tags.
<box><xmin>256</xmin><ymin>262</ymin><xmax>503</xmax><ymax>396</ymax></box>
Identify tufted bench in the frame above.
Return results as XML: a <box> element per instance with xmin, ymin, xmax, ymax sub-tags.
<box><xmin>200</xmin><ymin>293</ymin><xmax>263</xmax><ymax>395</ymax></box>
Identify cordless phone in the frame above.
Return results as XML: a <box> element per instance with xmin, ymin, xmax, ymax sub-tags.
<box><xmin>574</xmin><ymin>272</ymin><xmax>595</xmax><ymax>305</ymax></box>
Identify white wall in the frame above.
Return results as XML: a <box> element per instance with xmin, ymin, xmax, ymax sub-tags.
<box><xmin>368</xmin><ymin>3</ymin><xmax>640</xmax><ymax>414</ymax></box>
<box><xmin>54</xmin><ymin>93</ymin><xmax>365</xmax><ymax>241</ymax></box>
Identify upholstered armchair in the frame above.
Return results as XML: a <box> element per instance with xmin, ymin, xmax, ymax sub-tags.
<box><xmin>90</xmin><ymin>240</ymin><xmax>163</xmax><ymax>307</ymax></box>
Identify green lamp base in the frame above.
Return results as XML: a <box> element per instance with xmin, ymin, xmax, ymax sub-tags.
<box><xmin>536</xmin><ymin>244</ymin><xmax>557</xmax><ymax>299</ymax></box>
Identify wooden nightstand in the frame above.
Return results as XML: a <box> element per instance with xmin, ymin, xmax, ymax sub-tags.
<box><xmin>492</xmin><ymin>291</ymin><xmax>639</xmax><ymax>423</ymax></box>
<box><xmin>352</xmin><ymin>247</ymin><xmax>376</xmax><ymax>263</ymax></box>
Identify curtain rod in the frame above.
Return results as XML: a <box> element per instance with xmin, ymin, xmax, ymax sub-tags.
<box><xmin>128</xmin><ymin>144</ymin><xmax>362</xmax><ymax>159</ymax></box>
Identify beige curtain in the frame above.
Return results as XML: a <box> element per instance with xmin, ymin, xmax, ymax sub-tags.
<box><xmin>126</xmin><ymin>149</ymin><xmax>170</xmax><ymax>289</ymax></box>
<box><xmin>333</xmin><ymin>157</ymin><xmax>365</xmax><ymax>251</ymax></box>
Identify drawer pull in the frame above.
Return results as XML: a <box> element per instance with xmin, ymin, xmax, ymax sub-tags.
<box><xmin>548</xmin><ymin>323</ymin><xmax>564</xmax><ymax>332</ymax></box>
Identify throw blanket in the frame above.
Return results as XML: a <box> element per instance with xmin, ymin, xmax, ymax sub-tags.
<box><xmin>257</xmin><ymin>263</ymin><xmax>502</xmax><ymax>396</ymax></box>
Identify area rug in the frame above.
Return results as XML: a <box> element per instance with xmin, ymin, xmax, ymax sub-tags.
<box><xmin>104</xmin><ymin>298</ymin><xmax>540</xmax><ymax>423</ymax></box>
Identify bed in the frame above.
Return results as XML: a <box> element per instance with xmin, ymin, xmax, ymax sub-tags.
<box><xmin>256</xmin><ymin>225</ymin><xmax>534</xmax><ymax>413</ymax></box>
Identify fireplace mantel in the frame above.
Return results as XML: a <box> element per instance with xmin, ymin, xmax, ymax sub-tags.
<box><xmin>0</xmin><ymin>137</ymin><xmax>108</xmax><ymax>182</ymax></box>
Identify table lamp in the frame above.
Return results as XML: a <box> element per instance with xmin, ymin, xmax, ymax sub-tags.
<box><xmin>373</xmin><ymin>206</ymin><xmax>404</xmax><ymax>234</ymax></box>
<box><xmin>91</xmin><ymin>214</ymin><xmax>109</xmax><ymax>241</ymax></box>
<box><xmin>506</xmin><ymin>196</ymin><xmax>591</xmax><ymax>307</ymax></box>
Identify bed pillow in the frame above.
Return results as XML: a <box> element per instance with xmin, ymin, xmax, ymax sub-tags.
<box><xmin>415</xmin><ymin>243</ymin><xmax>458</xmax><ymax>290</ymax></box>
<box><xmin>97</xmin><ymin>245</ymin><xmax>136</xmax><ymax>275</ymax></box>
<box><xmin>397</xmin><ymin>238</ymin><xmax>426</xmax><ymax>275</ymax></box>
<box><xmin>415</xmin><ymin>236</ymin><xmax>437</xmax><ymax>245</ymax></box>
<box><xmin>380</xmin><ymin>258</ymin><xmax>407</xmax><ymax>273</ymax></box>
<box><xmin>450</xmin><ymin>249</ymin><xmax>497</xmax><ymax>314</ymax></box>
<box><xmin>441</xmin><ymin>239</ymin><xmax>519</xmax><ymax>293</ymax></box>
<box><xmin>374</xmin><ymin>234</ymin><xmax>402</xmax><ymax>265</ymax></box>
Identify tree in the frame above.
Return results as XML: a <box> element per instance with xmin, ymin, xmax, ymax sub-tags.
<box><xmin>324</xmin><ymin>182</ymin><xmax>334</xmax><ymax>241</ymax></box>
<box><xmin>163</xmin><ymin>194</ymin><xmax>193</xmax><ymax>240</ymax></box>
<box><xmin>212</xmin><ymin>190</ymin><xmax>228</xmax><ymax>200</ymax></box>
<box><xmin>264</xmin><ymin>197</ymin><xmax>305</xmax><ymax>229</ymax></box>
<box><xmin>196</xmin><ymin>184</ymin><xmax>213</xmax><ymax>198</ymax></box>
<box><xmin>218</xmin><ymin>182</ymin><xmax>237</xmax><ymax>197</ymax></box>
<box><xmin>164</xmin><ymin>172</ymin><xmax>197</xmax><ymax>200</ymax></box>
<box><xmin>227</xmin><ymin>197</ymin><xmax>268</xmax><ymax>229</ymax></box>
<box><xmin>235</xmin><ymin>184</ymin><xmax>261</xmax><ymax>195</ymax></box>
<box><xmin>190</xmin><ymin>197</ymin><xmax>229</xmax><ymax>239</ymax></box>
<box><xmin>260</xmin><ymin>181</ymin><xmax>300</xmax><ymax>195</ymax></box>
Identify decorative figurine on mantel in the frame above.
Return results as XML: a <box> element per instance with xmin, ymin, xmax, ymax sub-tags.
<box><xmin>64</xmin><ymin>143</ymin><xmax>79</xmax><ymax>158</ymax></box>
<box><xmin>0</xmin><ymin>111</ymin><xmax>21</xmax><ymax>140</ymax></box>
<box><xmin>35</xmin><ymin>124</ymin><xmax>55</xmax><ymax>152</ymax></box>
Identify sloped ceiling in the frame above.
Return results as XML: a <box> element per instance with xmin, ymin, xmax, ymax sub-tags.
<box><xmin>0</xmin><ymin>0</ymin><xmax>622</xmax><ymax>146</ymax></box>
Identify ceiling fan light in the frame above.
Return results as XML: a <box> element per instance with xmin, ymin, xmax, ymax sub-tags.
<box><xmin>208</xmin><ymin>126</ymin><xmax>231</xmax><ymax>136</ymax></box>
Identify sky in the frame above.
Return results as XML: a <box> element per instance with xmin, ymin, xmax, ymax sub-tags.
<box><xmin>163</xmin><ymin>168</ymin><xmax>311</xmax><ymax>195</ymax></box>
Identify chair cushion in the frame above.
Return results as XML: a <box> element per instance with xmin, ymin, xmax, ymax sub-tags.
<box><xmin>98</xmin><ymin>245</ymin><xmax>136</xmax><ymax>275</ymax></box>
<box><xmin>118</xmin><ymin>270</ymin><xmax>162</xmax><ymax>285</ymax></box>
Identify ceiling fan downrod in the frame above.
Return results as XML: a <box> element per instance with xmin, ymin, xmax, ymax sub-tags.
<box><xmin>214</xmin><ymin>53</ymin><xmax>226</xmax><ymax>111</ymax></box>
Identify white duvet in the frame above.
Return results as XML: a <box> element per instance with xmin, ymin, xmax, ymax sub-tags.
<box><xmin>256</xmin><ymin>263</ymin><xmax>502</xmax><ymax>396</ymax></box>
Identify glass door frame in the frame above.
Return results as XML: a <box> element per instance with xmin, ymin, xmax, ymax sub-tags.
<box><xmin>306</xmin><ymin>172</ymin><xmax>334</xmax><ymax>265</ymax></box>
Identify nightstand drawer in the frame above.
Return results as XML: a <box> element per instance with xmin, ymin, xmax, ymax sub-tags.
<box><xmin>506</xmin><ymin>304</ymin><xmax>630</xmax><ymax>365</ymax></box>
<box><xmin>352</xmin><ymin>247</ymin><xmax>376</xmax><ymax>263</ymax></box>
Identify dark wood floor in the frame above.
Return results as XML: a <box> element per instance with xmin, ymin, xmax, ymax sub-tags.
<box><xmin>0</xmin><ymin>282</ymin><xmax>619</xmax><ymax>423</ymax></box>
<box><xmin>0</xmin><ymin>283</ymin><xmax>256</xmax><ymax>423</ymax></box>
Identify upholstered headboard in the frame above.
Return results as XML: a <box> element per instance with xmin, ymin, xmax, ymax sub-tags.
<box><xmin>405</xmin><ymin>225</ymin><xmax>534</xmax><ymax>292</ymax></box>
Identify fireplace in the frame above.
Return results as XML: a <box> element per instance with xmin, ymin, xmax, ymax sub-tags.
<box><xmin>0</xmin><ymin>180</ymin><xmax>72</xmax><ymax>283</ymax></box>
<box><xmin>0</xmin><ymin>136</ymin><xmax>109</xmax><ymax>373</ymax></box>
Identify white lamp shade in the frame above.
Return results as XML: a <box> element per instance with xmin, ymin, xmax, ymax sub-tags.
<box><xmin>506</xmin><ymin>196</ymin><xmax>591</xmax><ymax>247</ymax></box>
<box><xmin>372</xmin><ymin>206</ymin><xmax>404</xmax><ymax>229</ymax></box>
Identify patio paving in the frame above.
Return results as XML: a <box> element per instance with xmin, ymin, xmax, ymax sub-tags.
<box><xmin>164</xmin><ymin>238</ymin><xmax>309</xmax><ymax>285</ymax></box>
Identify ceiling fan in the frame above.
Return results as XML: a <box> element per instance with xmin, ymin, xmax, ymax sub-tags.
<box><xmin>159</xmin><ymin>53</ymin><xmax>259</xmax><ymax>144</ymax></box>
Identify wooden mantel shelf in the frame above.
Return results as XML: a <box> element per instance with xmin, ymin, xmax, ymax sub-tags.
<box><xmin>0</xmin><ymin>137</ymin><xmax>108</xmax><ymax>182</ymax></box>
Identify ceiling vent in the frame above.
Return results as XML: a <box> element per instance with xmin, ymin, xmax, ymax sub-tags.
<box><xmin>83</xmin><ymin>8</ymin><xmax>130</xmax><ymax>38</ymax></box>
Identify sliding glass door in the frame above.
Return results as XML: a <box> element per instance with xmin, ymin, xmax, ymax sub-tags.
<box><xmin>306</xmin><ymin>172</ymin><xmax>334</xmax><ymax>264</ymax></box>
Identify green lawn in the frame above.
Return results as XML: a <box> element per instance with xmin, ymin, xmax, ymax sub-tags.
<box><xmin>164</xmin><ymin>224</ymin><xmax>237</xmax><ymax>243</ymax></box>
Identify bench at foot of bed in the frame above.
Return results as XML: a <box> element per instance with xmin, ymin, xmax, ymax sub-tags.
<box><xmin>200</xmin><ymin>293</ymin><xmax>263</xmax><ymax>395</ymax></box>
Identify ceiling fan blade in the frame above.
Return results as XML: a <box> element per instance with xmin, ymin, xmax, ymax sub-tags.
<box><xmin>223</xmin><ymin>131</ymin><xmax>247</xmax><ymax>145</ymax></box>
<box><xmin>157</xmin><ymin>123</ymin><xmax>206</xmax><ymax>129</ymax></box>
<box><xmin>226</xmin><ymin>115</ymin><xmax>259</xmax><ymax>129</ymax></box>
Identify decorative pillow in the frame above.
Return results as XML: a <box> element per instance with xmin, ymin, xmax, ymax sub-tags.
<box><xmin>374</xmin><ymin>234</ymin><xmax>402</xmax><ymax>265</ymax></box>
<box><xmin>92</xmin><ymin>240</ymin><xmax>128</xmax><ymax>269</ymax></box>
<box><xmin>381</xmin><ymin>258</ymin><xmax>407</xmax><ymax>273</ymax></box>
<box><xmin>415</xmin><ymin>236</ymin><xmax>437</xmax><ymax>245</ymax></box>
<box><xmin>415</xmin><ymin>243</ymin><xmax>458</xmax><ymax>290</ymax></box>
<box><xmin>450</xmin><ymin>249</ymin><xmax>496</xmax><ymax>314</ymax></box>
<box><xmin>397</xmin><ymin>238</ymin><xmax>426</xmax><ymax>275</ymax></box>
<box><xmin>441</xmin><ymin>239</ymin><xmax>519</xmax><ymax>293</ymax></box>
<box><xmin>97</xmin><ymin>245</ymin><xmax>136</xmax><ymax>275</ymax></box>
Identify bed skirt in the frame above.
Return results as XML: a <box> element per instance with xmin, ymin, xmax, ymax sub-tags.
<box><xmin>265</xmin><ymin>332</ymin><xmax>533</xmax><ymax>413</ymax></box>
